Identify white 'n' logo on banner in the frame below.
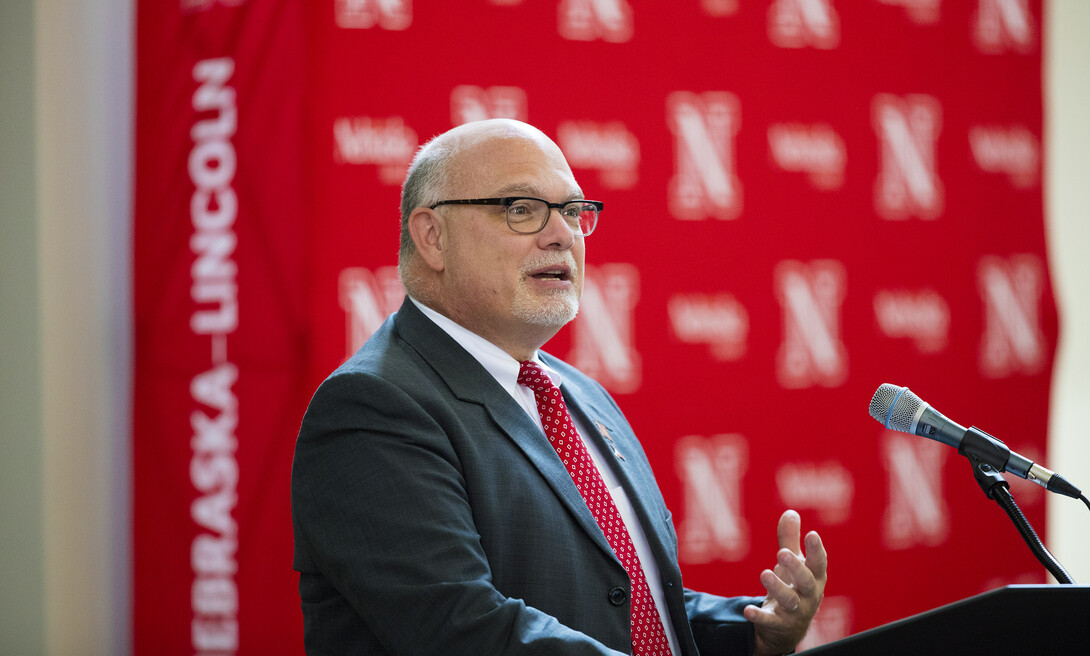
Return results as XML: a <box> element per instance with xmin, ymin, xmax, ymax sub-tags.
<box><xmin>873</xmin><ymin>94</ymin><xmax>943</xmax><ymax>220</ymax></box>
<box><xmin>335</xmin><ymin>0</ymin><xmax>412</xmax><ymax>30</ymax></box>
<box><xmin>570</xmin><ymin>264</ymin><xmax>640</xmax><ymax>394</ymax></box>
<box><xmin>339</xmin><ymin>267</ymin><xmax>404</xmax><ymax>357</ymax></box>
<box><xmin>558</xmin><ymin>0</ymin><xmax>633</xmax><ymax>42</ymax></box>
<box><xmin>666</xmin><ymin>91</ymin><xmax>742</xmax><ymax>221</ymax></box>
<box><xmin>978</xmin><ymin>254</ymin><xmax>1045</xmax><ymax>378</ymax></box>
<box><xmin>882</xmin><ymin>431</ymin><xmax>949</xmax><ymax>549</ymax></box>
<box><xmin>451</xmin><ymin>86</ymin><xmax>529</xmax><ymax>125</ymax></box>
<box><xmin>676</xmin><ymin>434</ymin><xmax>749</xmax><ymax>563</ymax></box>
<box><xmin>973</xmin><ymin>0</ymin><xmax>1034</xmax><ymax>54</ymax></box>
<box><xmin>775</xmin><ymin>260</ymin><xmax>847</xmax><ymax>389</ymax></box>
<box><xmin>768</xmin><ymin>0</ymin><xmax>840</xmax><ymax>49</ymax></box>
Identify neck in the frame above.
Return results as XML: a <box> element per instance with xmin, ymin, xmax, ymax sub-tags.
<box><xmin>409</xmin><ymin>296</ymin><xmax>555</xmax><ymax>362</ymax></box>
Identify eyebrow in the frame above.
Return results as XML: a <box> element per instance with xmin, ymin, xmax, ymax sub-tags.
<box><xmin>494</xmin><ymin>183</ymin><xmax>585</xmax><ymax>201</ymax></box>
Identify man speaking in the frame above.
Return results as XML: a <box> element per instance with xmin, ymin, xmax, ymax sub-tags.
<box><xmin>291</xmin><ymin>119</ymin><xmax>827</xmax><ymax>655</ymax></box>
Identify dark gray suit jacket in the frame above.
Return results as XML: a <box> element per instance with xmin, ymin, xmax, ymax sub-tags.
<box><xmin>291</xmin><ymin>298</ymin><xmax>760</xmax><ymax>655</ymax></box>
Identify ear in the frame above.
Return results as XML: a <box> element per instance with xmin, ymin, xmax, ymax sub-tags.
<box><xmin>407</xmin><ymin>207</ymin><xmax>446</xmax><ymax>272</ymax></box>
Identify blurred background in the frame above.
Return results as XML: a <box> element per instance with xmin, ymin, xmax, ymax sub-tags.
<box><xmin>2</xmin><ymin>1</ymin><xmax>1088</xmax><ymax>654</ymax></box>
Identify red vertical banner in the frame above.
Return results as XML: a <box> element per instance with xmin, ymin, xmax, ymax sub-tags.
<box><xmin>133</xmin><ymin>1</ymin><xmax>307</xmax><ymax>653</ymax></box>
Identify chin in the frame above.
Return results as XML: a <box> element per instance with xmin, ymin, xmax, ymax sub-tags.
<box><xmin>513</xmin><ymin>295</ymin><xmax>580</xmax><ymax>328</ymax></box>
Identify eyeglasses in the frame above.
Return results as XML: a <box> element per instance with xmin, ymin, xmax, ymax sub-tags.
<box><xmin>429</xmin><ymin>196</ymin><xmax>603</xmax><ymax>237</ymax></box>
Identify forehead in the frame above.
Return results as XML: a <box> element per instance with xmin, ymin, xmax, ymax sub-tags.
<box><xmin>448</xmin><ymin>131</ymin><xmax>583</xmax><ymax>199</ymax></box>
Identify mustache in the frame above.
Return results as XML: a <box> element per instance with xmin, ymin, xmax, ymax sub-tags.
<box><xmin>519</xmin><ymin>253</ymin><xmax>580</xmax><ymax>277</ymax></box>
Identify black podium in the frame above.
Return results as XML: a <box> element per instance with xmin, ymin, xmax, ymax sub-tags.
<box><xmin>799</xmin><ymin>585</ymin><xmax>1090</xmax><ymax>654</ymax></box>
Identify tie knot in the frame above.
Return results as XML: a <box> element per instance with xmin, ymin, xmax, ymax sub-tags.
<box><xmin>517</xmin><ymin>361</ymin><xmax>554</xmax><ymax>392</ymax></box>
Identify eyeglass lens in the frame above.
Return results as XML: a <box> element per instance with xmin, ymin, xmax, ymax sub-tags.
<box><xmin>507</xmin><ymin>199</ymin><xmax>598</xmax><ymax>235</ymax></box>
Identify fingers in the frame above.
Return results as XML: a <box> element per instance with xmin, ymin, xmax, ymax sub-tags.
<box><xmin>803</xmin><ymin>531</ymin><xmax>827</xmax><ymax>579</ymax></box>
<box><xmin>742</xmin><ymin>601</ymin><xmax>774</xmax><ymax>627</ymax></box>
<box><xmin>768</xmin><ymin>513</ymin><xmax>829</xmax><ymax>603</ymax></box>
<box><xmin>747</xmin><ymin>514</ymin><xmax>828</xmax><ymax>655</ymax></box>
<box><xmin>779</xmin><ymin>545</ymin><xmax>817</xmax><ymax>595</ymax></box>
<box><xmin>773</xmin><ymin>561</ymin><xmax>789</xmax><ymax>583</ymax></box>
<box><xmin>760</xmin><ymin>564</ymin><xmax>802</xmax><ymax>611</ymax></box>
<box><xmin>775</xmin><ymin>511</ymin><xmax>828</xmax><ymax>583</ymax></box>
<box><xmin>777</xmin><ymin>509</ymin><xmax>802</xmax><ymax>554</ymax></box>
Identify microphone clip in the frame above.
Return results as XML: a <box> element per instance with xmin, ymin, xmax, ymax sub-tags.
<box><xmin>958</xmin><ymin>426</ymin><xmax>1013</xmax><ymax>498</ymax></box>
<box><xmin>958</xmin><ymin>428</ymin><xmax>1075</xmax><ymax>584</ymax></box>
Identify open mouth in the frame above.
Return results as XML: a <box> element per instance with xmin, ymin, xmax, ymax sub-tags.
<box><xmin>530</xmin><ymin>267</ymin><xmax>571</xmax><ymax>282</ymax></box>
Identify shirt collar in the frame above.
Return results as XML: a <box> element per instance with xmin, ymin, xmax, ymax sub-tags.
<box><xmin>407</xmin><ymin>296</ymin><xmax>564</xmax><ymax>391</ymax></box>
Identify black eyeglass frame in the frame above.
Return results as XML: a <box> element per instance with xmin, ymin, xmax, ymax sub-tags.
<box><xmin>428</xmin><ymin>196</ymin><xmax>603</xmax><ymax>237</ymax></box>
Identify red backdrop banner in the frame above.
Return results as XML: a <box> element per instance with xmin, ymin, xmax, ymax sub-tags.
<box><xmin>133</xmin><ymin>0</ymin><xmax>307</xmax><ymax>652</ymax></box>
<box><xmin>134</xmin><ymin>0</ymin><xmax>1056</xmax><ymax>653</ymax></box>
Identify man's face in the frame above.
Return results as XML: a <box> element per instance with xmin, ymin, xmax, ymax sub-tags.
<box><xmin>437</xmin><ymin>131</ymin><xmax>587</xmax><ymax>355</ymax></box>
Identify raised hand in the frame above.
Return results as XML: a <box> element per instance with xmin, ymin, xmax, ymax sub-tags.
<box><xmin>743</xmin><ymin>510</ymin><xmax>828</xmax><ymax>656</ymax></box>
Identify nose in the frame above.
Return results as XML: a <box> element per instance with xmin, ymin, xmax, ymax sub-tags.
<box><xmin>537</xmin><ymin>207</ymin><xmax>578</xmax><ymax>248</ymax></box>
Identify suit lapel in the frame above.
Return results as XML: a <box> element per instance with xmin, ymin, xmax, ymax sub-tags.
<box><xmin>548</xmin><ymin>359</ymin><xmax>684</xmax><ymax>589</ymax></box>
<box><xmin>392</xmin><ymin>299</ymin><xmax>618</xmax><ymax>562</ymax></box>
<box><xmin>562</xmin><ymin>386</ymin><xmax>671</xmax><ymax>543</ymax></box>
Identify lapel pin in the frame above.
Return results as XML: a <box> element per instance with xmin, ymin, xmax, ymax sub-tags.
<box><xmin>595</xmin><ymin>421</ymin><xmax>625</xmax><ymax>461</ymax></box>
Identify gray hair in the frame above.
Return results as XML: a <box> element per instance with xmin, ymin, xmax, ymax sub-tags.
<box><xmin>398</xmin><ymin>135</ymin><xmax>452</xmax><ymax>287</ymax></box>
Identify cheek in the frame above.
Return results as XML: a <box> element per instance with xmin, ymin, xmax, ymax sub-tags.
<box><xmin>449</xmin><ymin>229</ymin><xmax>526</xmax><ymax>299</ymax></box>
<box><xmin>458</xmin><ymin>256</ymin><xmax>510</xmax><ymax>301</ymax></box>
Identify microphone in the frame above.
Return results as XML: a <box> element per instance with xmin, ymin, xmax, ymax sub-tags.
<box><xmin>869</xmin><ymin>383</ymin><xmax>1081</xmax><ymax>499</ymax></box>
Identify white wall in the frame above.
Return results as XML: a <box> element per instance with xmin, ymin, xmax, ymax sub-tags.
<box><xmin>1045</xmin><ymin>0</ymin><xmax>1090</xmax><ymax>585</ymax></box>
<box><xmin>0</xmin><ymin>1</ymin><xmax>1087</xmax><ymax>653</ymax></box>
<box><xmin>1</xmin><ymin>1</ymin><xmax>46</xmax><ymax>653</ymax></box>
<box><xmin>35</xmin><ymin>0</ymin><xmax>134</xmax><ymax>653</ymax></box>
<box><xmin>1</xmin><ymin>0</ymin><xmax>132</xmax><ymax>654</ymax></box>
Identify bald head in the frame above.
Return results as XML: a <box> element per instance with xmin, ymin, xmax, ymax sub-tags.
<box><xmin>398</xmin><ymin>120</ymin><xmax>572</xmax><ymax>290</ymax></box>
<box><xmin>394</xmin><ymin>119</ymin><xmax>588</xmax><ymax>358</ymax></box>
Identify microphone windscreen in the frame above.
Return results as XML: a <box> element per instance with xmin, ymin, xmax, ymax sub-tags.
<box><xmin>869</xmin><ymin>383</ymin><xmax>923</xmax><ymax>432</ymax></box>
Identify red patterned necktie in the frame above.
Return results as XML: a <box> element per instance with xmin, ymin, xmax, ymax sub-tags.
<box><xmin>518</xmin><ymin>361</ymin><xmax>672</xmax><ymax>656</ymax></box>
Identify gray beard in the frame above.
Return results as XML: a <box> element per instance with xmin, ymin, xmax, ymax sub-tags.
<box><xmin>512</xmin><ymin>290</ymin><xmax>580</xmax><ymax>328</ymax></box>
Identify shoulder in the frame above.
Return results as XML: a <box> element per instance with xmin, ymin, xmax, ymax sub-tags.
<box><xmin>302</xmin><ymin>309</ymin><xmax>437</xmax><ymax>427</ymax></box>
<box><xmin>326</xmin><ymin>299</ymin><xmax>444</xmax><ymax>386</ymax></box>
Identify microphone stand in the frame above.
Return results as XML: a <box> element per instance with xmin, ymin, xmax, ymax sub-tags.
<box><xmin>961</xmin><ymin>427</ymin><xmax>1075</xmax><ymax>585</ymax></box>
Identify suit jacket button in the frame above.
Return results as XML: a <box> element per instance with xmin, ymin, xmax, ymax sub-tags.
<box><xmin>608</xmin><ymin>587</ymin><xmax>628</xmax><ymax>606</ymax></box>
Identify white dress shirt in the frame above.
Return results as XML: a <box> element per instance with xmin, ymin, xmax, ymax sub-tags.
<box><xmin>409</xmin><ymin>297</ymin><xmax>681</xmax><ymax>655</ymax></box>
